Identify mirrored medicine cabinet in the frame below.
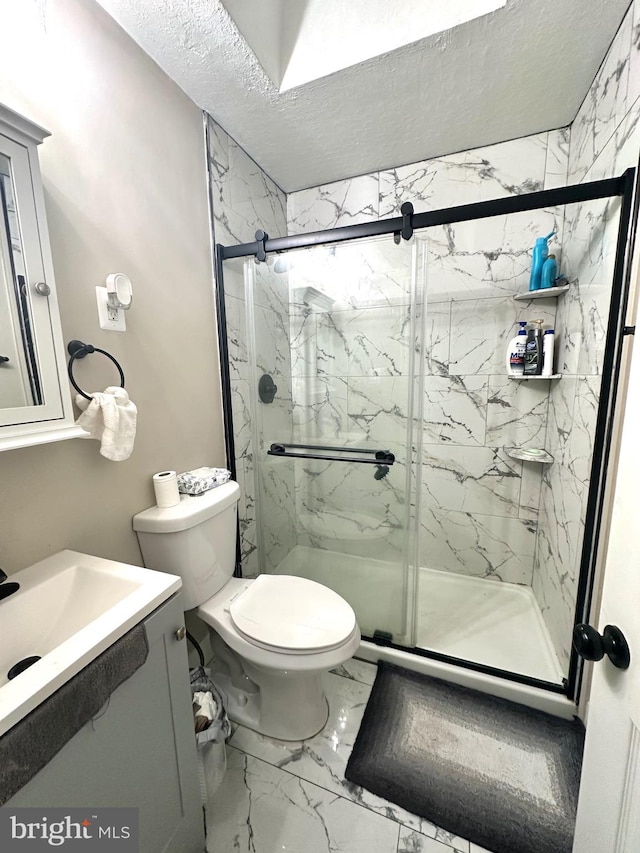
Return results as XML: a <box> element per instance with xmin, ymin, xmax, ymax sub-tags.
<box><xmin>0</xmin><ymin>103</ymin><xmax>83</xmax><ymax>451</ymax></box>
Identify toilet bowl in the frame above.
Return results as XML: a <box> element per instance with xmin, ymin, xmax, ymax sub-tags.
<box><xmin>133</xmin><ymin>481</ymin><xmax>360</xmax><ymax>741</ymax></box>
<box><xmin>198</xmin><ymin>574</ymin><xmax>360</xmax><ymax>739</ymax></box>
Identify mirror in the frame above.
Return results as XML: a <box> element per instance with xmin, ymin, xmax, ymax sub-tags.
<box><xmin>0</xmin><ymin>152</ymin><xmax>42</xmax><ymax>408</ymax></box>
<box><xmin>0</xmin><ymin>102</ymin><xmax>82</xmax><ymax>451</ymax></box>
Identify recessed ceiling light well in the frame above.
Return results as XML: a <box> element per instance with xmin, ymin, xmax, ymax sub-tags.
<box><xmin>222</xmin><ymin>0</ymin><xmax>506</xmax><ymax>91</ymax></box>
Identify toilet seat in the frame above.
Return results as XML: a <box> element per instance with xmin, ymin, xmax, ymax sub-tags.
<box><xmin>229</xmin><ymin>574</ymin><xmax>357</xmax><ymax>653</ymax></box>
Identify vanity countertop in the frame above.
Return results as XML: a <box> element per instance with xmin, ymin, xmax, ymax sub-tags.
<box><xmin>0</xmin><ymin>550</ymin><xmax>180</xmax><ymax>737</ymax></box>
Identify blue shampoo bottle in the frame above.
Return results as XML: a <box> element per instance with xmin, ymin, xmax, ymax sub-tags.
<box><xmin>541</xmin><ymin>254</ymin><xmax>557</xmax><ymax>289</ymax></box>
<box><xmin>529</xmin><ymin>231</ymin><xmax>555</xmax><ymax>291</ymax></box>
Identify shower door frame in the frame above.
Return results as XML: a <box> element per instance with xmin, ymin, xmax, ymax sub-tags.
<box><xmin>214</xmin><ymin>168</ymin><xmax>637</xmax><ymax>703</ymax></box>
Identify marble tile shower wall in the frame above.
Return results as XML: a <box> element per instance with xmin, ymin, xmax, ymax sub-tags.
<box><xmin>534</xmin><ymin>0</ymin><xmax>640</xmax><ymax>671</ymax></box>
<box><xmin>207</xmin><ymin>116</ymin><xmax>295</xmax><ymax>576</ymax></box>
<box><xmin>286</xmin><ymin>237</ymin><xmax>420</xmax><ymax>565</ymax></box>
<box><xmin>288</xmin><ymin>130</ymin><xmax>569</xmax><ymax>588</ymax></box>
<box><xmin>208</xmin><ymin>0</ymin><xmax>639</xmax><ymax>670</ymax></box>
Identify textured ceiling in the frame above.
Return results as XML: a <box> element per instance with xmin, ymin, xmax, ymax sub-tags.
<box><xmin>221</xmin><ymin>0</ymin><xmax>506</xmax><ymax>91</ymax></box>
<box><xmin>96</xmin><ymin>0</ymin><xmax>631</xmax><ymax>192</ymax></box>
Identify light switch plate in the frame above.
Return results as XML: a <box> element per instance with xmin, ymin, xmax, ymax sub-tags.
<box><xmin>96</xmin><ymin>286</ymin><xmax>126</xmax><ymax>331</ymax></box>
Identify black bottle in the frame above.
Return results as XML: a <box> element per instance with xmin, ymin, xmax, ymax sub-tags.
<box><xmin>523</xmin><ymin>319</ymin><xmax>544</xmax><ymax>376</ymax></box>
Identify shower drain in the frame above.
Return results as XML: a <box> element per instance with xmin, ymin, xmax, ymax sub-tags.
<box><xmin>7</xmin><ymin>656</ymin><xmax>41</xmax><ymax>680</ymax></box>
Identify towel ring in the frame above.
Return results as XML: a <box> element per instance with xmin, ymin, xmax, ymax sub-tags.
<box><xmin>67</xmin><ymin>339</ymin><xmax>125</xmax><ymax>401</ymax></box>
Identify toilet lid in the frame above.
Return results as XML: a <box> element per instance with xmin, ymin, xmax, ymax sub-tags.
<box><xmin>229</xmin><ymin>574</ymin><xmax>357</xmax><ymax>652</ymax></box>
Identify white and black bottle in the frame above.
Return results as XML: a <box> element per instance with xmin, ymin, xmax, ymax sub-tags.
<box><xmin>523</xmin><ymin>319</ymin><xmax>544</xmax><ymax>376</ymax></box>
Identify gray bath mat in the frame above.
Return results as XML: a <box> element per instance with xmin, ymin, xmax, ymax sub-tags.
<box><xmin>345</xmin><ymin>662</ymin><xmax>584</xmax><ymax>853</ymax></box>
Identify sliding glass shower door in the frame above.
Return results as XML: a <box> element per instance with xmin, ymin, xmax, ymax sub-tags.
<box><xmin>242</xmin><ymin>234</ymin><xmax>427</xmax><ymax>646</ymax></box>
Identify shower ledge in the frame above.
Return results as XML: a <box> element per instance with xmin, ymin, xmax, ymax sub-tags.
<box><xmin>508</xmin><ymin>374</ymin><xmax>561</xmax><ymax>380</ymax></box>
<box><xmin>506</xmin><ymin>447</ymin><xmax>554</xmax><ymax>464</ymax></box>
<box><xmin>513</xmin><ymin>284</ymin><xmax>570</xmax><ymax>300</ymax></box>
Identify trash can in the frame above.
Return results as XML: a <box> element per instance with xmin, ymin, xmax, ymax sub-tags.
<box><xmin>190</xmin><ymin>666</ymin><xmax>231</xmax><ymax>802</ymax></box>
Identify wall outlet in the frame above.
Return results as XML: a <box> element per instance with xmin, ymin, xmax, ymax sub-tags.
<box><xmin>96</xmin><ymin>286</ymin><xmax>126</xmax><ymax>331</ymax></box>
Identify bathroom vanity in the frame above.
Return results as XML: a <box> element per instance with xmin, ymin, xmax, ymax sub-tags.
<box><xmin>1</xmin><ymin>553</ymin><xmax>204</xmax><ymax>853</ymax></box>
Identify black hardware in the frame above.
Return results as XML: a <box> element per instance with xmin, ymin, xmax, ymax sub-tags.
<box><xmin>0</xmin><ymin>356</ymin><xmax>8</xmax><ymax>363</ymax></box>
<box><xmin>7</xmin><ymin>656</ymin><xmax>41</xmax><ymax>680</ymax></box>
<box><xmin>568</xmin><ymin>166</ymin><xmax>637</xmax><ymax>701</ymax></box>
<box><xmin>0</xmin><ymin>582</ymin><xmax>20</xmax><ymax>601</ymax></box>
<box><xmin>572</xmin><ymin>623</ymin><xmax>630</xmax><ymax>670</ymax></box>
<box><xmin>66</xmin><ymin>339</ymin><xmax>126</xmax><ymax>401</ymax></box>
<box><xmin>373</xmin><ymin>629</ymin><xmax>394</xmax><ymax>646</ymax></box>
<box><xmin>213</xmin><ymin>243</ymin><xmax>241</xmax><ymax>577</ymax></box>
<box><xmin>623</xmin><ymin>325</ymin><xmax>636</xmax><ymax>335</ymax></box>
<box><xmin>0</xmin><ymin>569</ymin><xmax>18</xmax><ymax>600</ymax></box>
<box><xmin>255</xmin><ymin>229</ymin><xmax>269</xmax><ymax>263</ymax></box>
<box><xmin>258</xmin><ymin>373</ymin><xmax>278</xmax><ymax>404</ymax></box>
<box><xmin>219</xmin><ymin>174</ymin><xmax>629</xmax><ymax>262</ymax></box>
<box><xmin>362</xmin><ymin>631</ymin><xmax>569</xmax><ymax>694</ymax></box>
<box><xmin>401</xmin><ymin>201</ymin><xmax>414</xmax><ymax>241</ymax></box>
<box><xmin>268</xmin><ymin>442</ymin><xmax>395</xmax><ymax>465</ymax></box>
<box><xmin>374</xmin><ymin>464</ymin><xmax>390</xmax><ymax>480</ymax></box>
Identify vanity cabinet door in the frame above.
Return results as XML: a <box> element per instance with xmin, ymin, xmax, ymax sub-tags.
<box><xmin>6</xmin><ymin>594</ymin><xmax>205</xmax><ymax>853</ymax></box>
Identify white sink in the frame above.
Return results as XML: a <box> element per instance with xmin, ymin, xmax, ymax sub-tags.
<box><xmin>0</xmin><ymin>550</ymin><xmax>181</xmax><ymax>737</ymax></box>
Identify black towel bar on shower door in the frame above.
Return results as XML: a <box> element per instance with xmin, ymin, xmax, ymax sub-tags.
<box><xmin>268</xmin><ymin>442</ymin><xmax>395</xmax><ymax>465</ymax></box>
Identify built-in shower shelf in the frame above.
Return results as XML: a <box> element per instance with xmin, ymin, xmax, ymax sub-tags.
<box><xmin>508</xmin><ymin>374</ymin><xmax>562</xmax><ymax>380</ymax></box>
<box><xmin>506</xmin><ymin>448</ymin><xmax>554</xmax><ymax>464</ymax></box>
<box><xmin>513</xmin><ymin>284</ymin><xmax>570</xmax><ymax>300</ymax></box>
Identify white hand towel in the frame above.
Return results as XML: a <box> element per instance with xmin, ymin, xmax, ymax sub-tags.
<box><xmin>75</xmin><ymin>386</ymin><xmax>137</xmax><ymax>461</ymax></box>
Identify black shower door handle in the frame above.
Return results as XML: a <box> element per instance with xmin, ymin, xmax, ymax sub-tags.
<box><xmin>572</xmin><ymin>623</ymin><xmax>630</xmax><ymax>670</ymax></box>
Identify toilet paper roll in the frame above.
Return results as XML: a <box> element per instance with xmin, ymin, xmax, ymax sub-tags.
<box><xmin>153</xmin><ymin>470</ymin><xmax>180</xmax><ymax>508</ymax></box>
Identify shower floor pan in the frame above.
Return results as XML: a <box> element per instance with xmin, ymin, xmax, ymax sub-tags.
<box><xmin>275</xmin><ymin>545</ymin><xmax>563</xmax><ymax>686</ymax></box>
<box><xmin>417</xmin><ymin>567</ymin><xmax>564</xmax><ymax>684</ymax></box>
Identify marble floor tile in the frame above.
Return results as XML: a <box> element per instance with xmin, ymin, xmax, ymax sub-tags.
<box><xmin>206</xmin><ymin>747</ymin><xmax>400</xmax><ymax>853</ymax></box>
<box><xmin>330</xmin><ymin>657</ymin><xmax>378</xmax><ymax>686</ymax></box>
<box><xmin>228</xmin><ymin>670</ymin><xmax>470</xmax><ymax>849</ymax></box>
<box><xmin>399</xmin><ymin>827</ymin><xmax>470</xmax><ymax>853</ymax></box>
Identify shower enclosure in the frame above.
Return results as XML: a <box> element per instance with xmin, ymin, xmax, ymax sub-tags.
<box><xmin>215</xmin><ymin>171</ymin><xmax>636</xmax><ymax>706</ymax></box>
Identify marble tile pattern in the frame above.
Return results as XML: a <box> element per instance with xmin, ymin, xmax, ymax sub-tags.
<box><xmin>286</xmin><ymin>132</ymin><xmax>569</xmax><ymax>591</ymax></box>
<box><xmin>567</xmin><ymin>8</ymin><xmax>633</xmax><ymax>184</ymax></box>
<box><xmin>208</xmin><ymin>116</ymin><xmax>295</xmax><ymax>576</ymax></box>
<box><xmin>533</xmin><ymin>0</ymin><xmax>640</xmax><ymax>669</ymax></box>
<box><xmin>533</xmin><ymin>464</ymin><xmax>587</xmax><ymax>672</ymax></box>
<box><xmin>281</xmin><ymin>14</ymin><xmax>640</xmax><ymax>668</ymax></box>
<box><xmin>209</xmin><ymin>117</ymin><xmax>287</xmax><ymax>248</ymax></box>
<box><xmin>288</xmin><ymin>174</ymin><xmax>379</xmax><ymax>235</ymax></box>
<box><xmin>206</xmin><ymin>663</ymin><xmax>476</xmax><ymax>853</ymax></box>
<box><xmin>213</xmin><ymin>13</ymin><xmax>640</xmax><ymax>672</ymax></box>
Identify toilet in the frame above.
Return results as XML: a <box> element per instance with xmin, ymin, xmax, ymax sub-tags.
<box><xmin>133</xmin><ymin>481</ymin><xmax>360</xmax><ymax>741</ymax></box>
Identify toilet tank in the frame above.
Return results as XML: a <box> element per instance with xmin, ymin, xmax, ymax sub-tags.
<box><xmin>132</xmin><ymin>481</ymin><xmax>240</xmax><ymax>610</ymax></box>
